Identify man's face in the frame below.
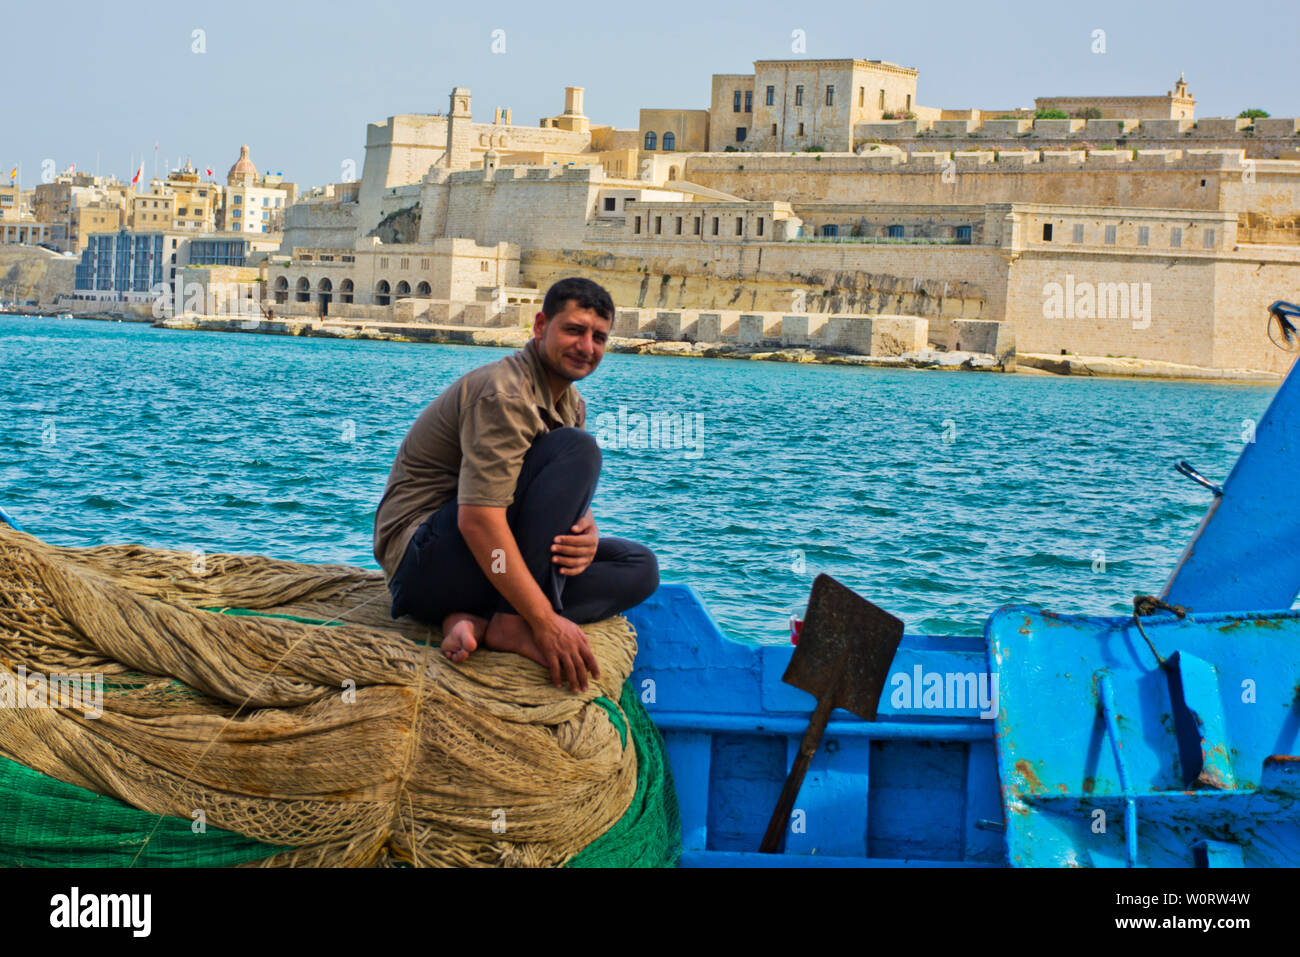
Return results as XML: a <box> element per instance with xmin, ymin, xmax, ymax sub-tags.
<box><xmin>532</xmin><ymin>299</ymin><xmax>610</xmax><ymax>382</ymax></box>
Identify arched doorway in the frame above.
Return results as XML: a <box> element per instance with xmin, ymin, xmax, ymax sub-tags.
<box><xmin>340</xmin><ymin>279</ymin><xmax>354</xmax><ymax>304</ymax></box>
<box><xmin>317</xmin><ymin>277</ymin><xmax>332</xmax><ymax>316</ymax></box>
<box><xmin>295</xmin><ymin>277</ymin><xmax>310</xmax><ymax>302</ymax></box>
<box><xmin>273</xmin><ymin>276</ymin><xmax>288</xmax><ymax>305</ymax></box>
<box><xmin>375</xmin><ymin>280</ymin><xmax>390</xmax><ymax>306</ymax></box>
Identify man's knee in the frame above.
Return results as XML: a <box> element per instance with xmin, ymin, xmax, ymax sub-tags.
<box><xmin>532</xmin><ymin>426</ymin><xmax>601</xmax><ymax>478</ymax></box>
<box><xmin>546</xmin><ymin>426</ymin><xmax>601</xmax><ymax>460</ymax></box>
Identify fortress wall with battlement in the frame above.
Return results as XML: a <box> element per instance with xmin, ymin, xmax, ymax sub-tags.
<box><xmin>429</xmin><ymin>165</ymin><xmax>605</xmax><ymax>251</ymax></box>
<box><xmin>680</xmin><ymin>150</ymin><xmax>1300</xmax><ymax>219</ymax></box>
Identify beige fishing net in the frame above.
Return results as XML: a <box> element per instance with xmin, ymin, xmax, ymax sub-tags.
<box><xmin>0</xmin><ymin>521</ymin><xmax>639</xmax><ymax>866</ymax></box>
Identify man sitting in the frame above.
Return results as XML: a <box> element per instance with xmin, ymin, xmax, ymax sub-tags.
<box><xmin>373</xmin><ymin>277</ymin><xmax>659</xmax><ymax>693</ymax></box>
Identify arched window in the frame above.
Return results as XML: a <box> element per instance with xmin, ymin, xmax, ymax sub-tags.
<box><xmin>274</xmin><ymin>276</ymin><xmax>288</xmax><ymax>304</ymax></box>
<box><xmin>340</xmin><ymin>279</ymin><xmax>354</xmax><ymax>304</ymax></box>
<box><xmin>295</xmin><ymin>277</ymin><xmax>310</xmax><ymax>302</ymax></box>
<box><xmin>416</xmin><ymin>281</ymin><xmax>431</xmax><ymax>297</ymax></box>
<box><xmin>644</xmin><ymin>131</ymin><xmax>657</xmax><ymax>151</ymax></box>
<box><xmin>375</xmin><ymin>280</ymin><xmax>390</xmax><ymax>306</ymax></box>
<box><xmin>317</xmin><ymin>278</ymin><xmax>332</xmax><ymax>292</ymax></box>
<box><xmin>662</xmin><ymin>132</ymin><xmax>675</xmax><ymax>151</ymax></box>
<box><xmin>395</xmin><ymin>280</ymin><xmax>411</xmax><ymax>297</ymax></box>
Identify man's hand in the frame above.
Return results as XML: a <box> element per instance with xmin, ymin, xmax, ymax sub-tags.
<box><xmin>531</xmin><ymin>611</ymin><xmax>601</xmax><ymax>691</ymax></box>
<box><xmin>552</xmin><ymin>509</ymin><xmax>598</xmax><ymax>577</ymax></box>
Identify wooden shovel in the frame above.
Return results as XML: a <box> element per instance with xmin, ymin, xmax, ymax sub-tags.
<box><xmin>759</xmin><ymin>574</ymin><xmax>904</xmax><ymax>853</ymax></box>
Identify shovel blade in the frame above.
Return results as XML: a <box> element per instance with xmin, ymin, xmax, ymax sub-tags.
<box><xmin>782</xmin><ymin>574</ymin><xmax>904</xmax><ymax>721</ymax></box>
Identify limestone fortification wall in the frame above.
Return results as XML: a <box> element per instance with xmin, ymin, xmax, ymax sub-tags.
<box><xmin>522</xmin><ymin>242</ymin><xmax>1002</xmax><ymax>321</ymax></box>
<box><xmin>428</xmin><ymin>166</ymin><xmax>603</xmax><ymax>251</ymax></box>
<box><xmin>279</xmin><ymin>200</ymin><xmax>359</xmax><ymax>254</ymax></box>
<box><xmin>682</xmin><ymin>150</ymin><xmax>1300</xmax><ymax>220</ymax></box>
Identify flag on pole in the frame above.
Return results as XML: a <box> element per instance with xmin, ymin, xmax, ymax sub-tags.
<box><xmin>132</xmin><ymin>163</ymin><xmax>143</xmax><ymax>185</ymax></box>
<box><xmin>205</xmin><ymin>167</ymin><xmax>212</xmax><ymax>176</ymax></box>
<box><xmin>8</xmin><ymin>167</ymin><xmax>15</xmax><ymax>180</ymax></box>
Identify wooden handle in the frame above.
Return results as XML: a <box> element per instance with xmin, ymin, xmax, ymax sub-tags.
<box><xmin>759</xmin><ymin>694</ymin><xmax>835</xmax><ymax>853</ymax></box>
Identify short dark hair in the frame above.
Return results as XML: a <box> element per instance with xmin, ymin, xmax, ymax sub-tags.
<box><xmin>542</xmin><ymin>276</ymin><xmax>614</xmax><ymax>323</ymax></box>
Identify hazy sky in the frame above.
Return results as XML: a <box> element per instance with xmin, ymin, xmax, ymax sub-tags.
<box><xmin>10</xmin><ymin>0</ymin><xmax>1299</xmax><ymax>190</ymax></box>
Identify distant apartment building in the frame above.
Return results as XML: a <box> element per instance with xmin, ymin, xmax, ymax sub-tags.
<box><xmin>33</xmin><ymin>175</ymin><xmax>133</xmax><ymax>252</ymax></box>
<box><xmin>131</xmin><ymin>188</ymin><xmax>176</xmax><ymax>231</ymax></box>
<box><xmin>165</xmin><ymin>160</ymin><xmax>219</xmax><ymax>232</ymax></box>
<box><xmin>71</xmin><ymin>228</ymin><xmax>271</xmax><ymax>305</ymax></box>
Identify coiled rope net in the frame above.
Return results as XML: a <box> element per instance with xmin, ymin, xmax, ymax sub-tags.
<box><xmin>0</xmin><ymin>521</ymin><xmax>650</xmax><ymax>867</ymax></box>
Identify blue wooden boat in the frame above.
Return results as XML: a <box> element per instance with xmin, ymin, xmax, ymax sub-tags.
<box><xmin>3</xmin><ymin>308</ymin><xmax>1298</xmax><ymax>869</ymax></box>
<box><xmin>620</xmin><ymin>316</ymin><xmax>1300</xmax><ymax>868</ymax></box>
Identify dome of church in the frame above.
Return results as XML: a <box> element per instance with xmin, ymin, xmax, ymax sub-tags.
<box><xmin>227</xmin><ymin>144</ymin><xmax>258</xmax><ymax>186</ymax></box>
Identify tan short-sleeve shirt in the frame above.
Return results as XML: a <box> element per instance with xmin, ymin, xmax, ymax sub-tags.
<box><xmin>372</xmin><ymin>338</ymin><xmax>586</xmax><ymax>581</ymax></box>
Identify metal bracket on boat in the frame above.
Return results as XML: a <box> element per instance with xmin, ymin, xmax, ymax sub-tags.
<box><xmin>1096</xmin><ymin>672</ymin><xmax>1139</xmax><ymax>868</ymax></box>
<box><xmin>1175</xmin><ymin>460</ymin><xmax>1224</xmax><ymax>498</ymax></box>
<box><xmin>1165</xmin><ymin>650</ymin><xmax>1236</xmax><ymax>790</ymax></box>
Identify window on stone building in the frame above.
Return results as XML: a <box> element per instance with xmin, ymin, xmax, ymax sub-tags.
<box><xmin>644</xmin><ymin>131</ymin><xmax>656</xmax><ymax>150</ymax></box>
<box><xmin>879</xmin><ymin>89</ymin><xmax>885</xmax><ymax>109</ymax></box>
<box><xmin>906</xmin><ymin>94</ymin><xmax>911</xmax><ymax>110</ymax></box>
<box><xmin>604</xmin><ymin>197</ymin><xmax>616</xmax><ymax>211</ymax></box>
<box><xmin>1042</xmin><ymin>223</ymin><xmax>1053</xmax><ymax>242</ymax></box>
<box><xmin>1138</xmin><ymin>226</ymin><xmax>1150</xmax><ymax>246</ymax></box>
<box><xmin>1073</xmin><ymin>224</ymin><xmax>1085</xmax><ymax>243</ymax></box>
<box><xmin>956</xmin><ymin>225</ymin><xmax>972</xmax><ymax>243</ymax></box>
<box><xmin>663</xmin><ymin>132</ymin><xmax>675</xmax><ymax>151</ymax></box>
<box><xmin>822</xmin><ymin>225</ymin><xmax>839</xmax><ymax>237</ymax></box>
<box><xmin>712</xmin><ymin>216</ymin><xmax>719</xmax><ymax>236</ymax></box>
<box><xmin>421</xmin><ymin>258</ymin><xmax>430</xmax><ymax>269</ymax></box>
<box><xmin>655</xmin><ymin>216</ymin><xmax>662</xmax><ymax>234</ymax></box>
<box><xmin>400</xmin><ymin>258</ymin><xmax>409</xmax><ymax>270</ymax></box>
<box><xmin>826</xmin><ymin>86</ymin><xmax>835</xmax><ymax>106</ymax></box>
<box><xmin>795</xmin><ymin>85</ymin><xmax>803</xmax><ymax>106</ymax></box>
<box><xmin>736</xmin><ymin>127</ymin><xmax>747</xmax><ymax>142</ymax></box>
<box><xmin>480</xmin><ymin>262</ymin><xmax>487</xmax><ymax>271</ymax></box>
<box><xmin>888</xmin><ymin>225</ymin><xmax>904</xmax><ymax>239</ymax></box>
<box><xmin>736</xmin><ymin>217</ymin><xmax>744</xmax><ymax>236</ymax></box>
<box><xmin>634</xmin><ymin>215</ymin><xmax>641</xmax><ymax>234</ymax></box>
<box><xmin>676</xmin><ymin>217</ymin><xmax>682</xmax><ymax>235</ymax></box>
<box><xmin>380</xmin><ymin>257</ymin><xmax>389</xmax><ymax>268</ymax></box>
<box><xmin>1203</xmin><ymin>228</ymin><xmax>1215</xmax><ymax>248</ymax></box>
<box><xmin>798</xmin><ymin>122</ymin><xmax>805</xmax><ymax>136</ymax></box>
<box><xmin>1104</xmin><ymin>225</ymin><xmax>1117</xmax><ymax>245</ymax></box>
<box><xmin>694</xmin><ymin>217</ymin><xmax>701</xmax><ymax>235</ymax></box>
<box><xmin>734</xmin><ymin>91</ymin><xmax>742</xmax><ymax>112</ymax></box>
<box><xmin>766</xmin><ymin>85</ymin><xmax>774</xmax><ymax>106</ymax></box>
<box><xmin>745</xmin><ymin>91</ymin><xmax>752</xmax><ymax>112</ymax></box>
<box><xmin>757</xmin><ymin>217</ymin><xmax>764</xmax><ymax>236</ymax></box>
<box><xmin>771</xmin><ymin>123</ymin><xmax>777</xmax><ymax>135</ymax></box>
<box><xmin>859</xmin><ymin>87</ymin><xmax>864</xmax><ymax>107</ymax></box>
<box><xmin>1171</xmin><ymin>226</ymin><xmax>1183</xmax><ymax>247</ymax></box>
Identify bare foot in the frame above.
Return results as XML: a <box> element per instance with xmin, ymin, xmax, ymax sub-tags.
<box><xmin>483</xmin><ymin>612</ymin><xmax>549</xmax><ymax>669</ymax></box>
<box><xmin>439</xmin><ymin>612</ymin><xmax>488</xmax><ymax>663</ymax></box>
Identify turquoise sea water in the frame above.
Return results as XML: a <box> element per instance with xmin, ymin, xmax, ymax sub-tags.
<box><xmin>0</xmin><ymin>315</ymin><xmax>1277</xmax><ymax>640</ymax></box>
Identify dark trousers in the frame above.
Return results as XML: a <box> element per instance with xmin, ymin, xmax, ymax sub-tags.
<box><xmin>388</xmin><ymin>427</ymin><xmax>659</xmax><ymax>626</ymax></box>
